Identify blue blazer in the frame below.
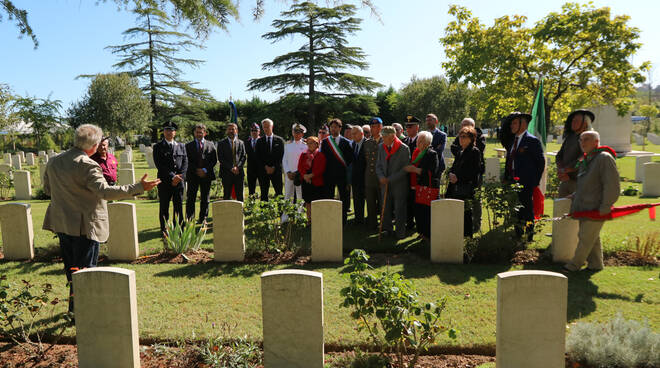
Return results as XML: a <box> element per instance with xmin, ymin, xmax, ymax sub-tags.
<box><xmin>505</xmin><ymin>131</ymin><xmax>545</xmax><ymax>188</ymax></box>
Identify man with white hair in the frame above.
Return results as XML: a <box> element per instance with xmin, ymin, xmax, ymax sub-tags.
<box><xmin>376</xmin><ymin>125</ymin><xmax>411</xmax><ymax>239</ymax></box>
<box><xmin>255</xmin><ymin>118</ymin><xmax>285</xmax><ymax>201</ymax></box>
<box><xmin>362</xmin><ymin>124</ymin><xmax>371</xmax><ymax>139</ymax></box>
<box><xmin>392</xmin><ymin>123</ymin><xmax>405</xmax><ymax>140</ymax></box>
<box><xmin>42</xmin><ymin>124</ymin><xmax>160</xmax><ymax>313</ymax></box>
<box><xmin>563</xmin><ymin>131</ymin><xmax>620</xmax><ymax>272</ymax></box>
<box><xmin>282</xmin><ymin>123</ymin><xmax>308</xmax><ymax>220</ymax></box>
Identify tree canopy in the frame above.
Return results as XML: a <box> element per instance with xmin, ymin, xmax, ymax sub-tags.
<box><xmin>440</xmin><ymin>2</ymin><xmax>649</xmax><ymax>126</ymax></box>
<box><xmin>12</xmin><ymin>96</ymin><xmax>62</xmax><ymax>146</ymax></box>
<box><xmin>68</xmin><ymin>73</ymin><xmax>152</xmax><ymax>137</ymax></box>
<box><xmin>247</xmin><ymin>1</ymin><xmax>381</xmax><ymax>127</ymax></box>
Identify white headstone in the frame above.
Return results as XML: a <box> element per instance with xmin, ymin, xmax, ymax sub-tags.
<box><xmin>118</xmin><ymin>168</ymin><xmax>135</xmax><ymax>186</ymax></box>
<box><xmin>551</xmin><ymin>198</ymin><xmax>578</xmax><ymax>263</ymax></box>
<box><xmin>48</xmin><ymin>152</ymin><xmax>57</xmax><ymax>159</ymax></box>
<box><xmin>17</xmin><ymin>151</ymin><xmax>25</xmax><ymax>163</ymax></box>
<box><xmin>0</xmin><ymin>164</ymin><xmax>11</xmax><ymax>177</ymax></box>
<box><xmin>145</xmin><ymin>149</ymin><xmax>156</xmax><ymax>169</ymax></box>
<box><xmin>635</xmin><ymin>155</ymin><xmax>653</xmax><ymax>182</ymax></box>
<box><xmin>73</xmin><ymin>267</ymin><xmax>139</xmax><ymax>368</ymax></box>
<box><xmin>38</xmin><ymin>150</ymin><xmax>46</xmax><ymax>157</ymax></box>
<box><xmin>591</xmin><ymin>105</ymin><xmax>632</xmax><ymax>153</ymax></box>
<box><xmin>647</xmin><ymin>133</ymin><xmax>660</xmax><ymax>145</ymax></box>
<box><xmin>25</xmin><ymin>152</ymin><xmax>35</xmax><ymax>166</ymax></box>
<box><xmin>107</xmin><ymin>202</ymin><xmax>140</xmax><ymax>261</ymax></box>
<box><xmin>39</xmin><ymin>164</ymin><xmax>47</xmax><ymax>188</ymax></box>
<box><xmin>120</xmin><ymin>162</ymin><xmax>134</xmax><ymax>170</ymax></box>
<box><xmin>485</xmin><ymin>157</ymin><xmax>500</xmax><ymax>183</ymax></box>
<box><xmin>642</xmin><ymin>162</ymin><xmax>660</xmax><ymax>197</ymax></box>
<box><xmin>261</xmin><ymin>270</ymin><xmax>324</xmax><ymax>368</ymax></box>
<box><xmin>3</xmin><ymin>153</ymin><xmax>12</xmax><ymax>165</ymax></box>
<box><xmin>0</xmin><ymin>203</ymin><xmax>34</xmax><ymax>260</ymax></box>
<box><xmin>311</xmin><ymin>199</ymin><xmax>343</xmax><ymax>262</ymax></box>
<box><xmin>47</xmin><ymin>149</ymin><xmax>54</xmax><ymax>155</ymax></box>
<box><xmin>633</xmin><ymin>133</ymin><xmax>644</xmax><ymax>145</ymax></box>
<box><xmin>547</xmin><ymin>134</ymin><xmax>554</xmax><ymax>143</ymax></box>
<box><xmin>11</xmin><ymin>155</ymin><xmax>21</xmax><ymax>170</ymax></box>
<box><xmin>14</xmin><ymin>170</ymin><xmax>31</xmax><ymax>200</ymax></box>
<box><xmin>497</xmin><ymin>270</ymin><xmax>567</xmax><ymax>368</ymax></box>
<box><xmin>120</xmin><ymin>152</ymin><xmax>131</xmax><ymax>163</ymax></box>
<box><xmin>431</xmin><ymin>199</ymin><xmax>464</xmax><ymax>263</ymax></box>
<box><xmin>556</xmin><ymin>135</ymin><xmax>563</xmax><ymax>145</ymax></box>
<box><xmin>213</xmin><ymin>200</ymin><xmax>245</xmax><ymax>262</ymax></box>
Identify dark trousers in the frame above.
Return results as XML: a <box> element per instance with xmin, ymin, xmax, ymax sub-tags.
<box><xmin>352</xmin><ymin>182</ymin><xmax>365</xmax><ymax>223</ymax></box>
<box><xmin>247</xmin><ymin>168</ymin><xmax>259</xmax><ymax>195</ymax></box>
<box><xmin>516</xmin><ymin>186</ymin><xmax>535</xmax><ymax>240</ymax></box>
<box><xmin>222</xmin><ymin>172</ymin><xmax>245</xmax><ymax>202</ymax></box>
<box><xmin>325</xmin><ymin>178</ymin><xmax>350</xmax><ymax>224</ymax></box>
<box><xmin>406</xmin><ymin>188</ymin><xmax>416</xmax><ymax>229</ymax></box>
<box><xmin>57</xmin><ymin>233</ymin><xmax>99</xmax><ymax>313</ymax></box>
<box><xmin>158</xmin><ymin>182</ymin><xmax>184</xmax><ymax>233</ymax></box>
<box><xmin>259</xmin><ymin>170</ymin><xmax>283</xmax><ymax>201</ymax></box>
<box><xmin>185</xmin><ymin>176</ymin><xmax>212</xmax><ymax>221</ymax></box>
<box><xmin>414</xmin><ymin>203</ymin><xmax>431</xmax><ymax>238</ymax></box>
<box><xmin>365</xmin><ymin>185</ymin><xmax>381</xmax><ymax>228</ymax></box>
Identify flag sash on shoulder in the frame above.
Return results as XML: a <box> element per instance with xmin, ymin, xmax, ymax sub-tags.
<box><xmin>326</xmin><ymin>136</ymin><xmax>346</xmax><ymax>166</ymax></box>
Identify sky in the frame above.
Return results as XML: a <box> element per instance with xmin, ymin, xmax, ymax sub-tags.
<box><xmin>2</xmin><ymin>0</ymin><xmax>659</xmax><ymax>111</ymax></box>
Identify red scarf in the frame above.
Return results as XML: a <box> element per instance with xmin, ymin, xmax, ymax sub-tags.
<box><xmin>385</xmin><ymin>136</ymin><xmax>402</xmax><ymax>161</ymax></box>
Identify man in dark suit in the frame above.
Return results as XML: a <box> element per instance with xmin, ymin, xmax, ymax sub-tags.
<box><xmin>217</xmin><ymin>123</ymin><xmax>247</xmax><ymax>201</ymax></box>
<box><xmin>504</xmin><ymin>112</ymin><xmax>545</xmax><ymax>241</ymax></box>
<box><xmin>255</xmin><ymin>118</ymin><xmax>285</xmax><ymax>201</ymax></box>
<box><xmin>321</xmin><ymin>118</ymin><xmax>354</xmax><ymax>223</ymax></box>
<box><xmin>351</xmin><ymin>125</ymin><xmax>367</xmax><ymax>224</ymax></box>
<box><xmin>426</xmin><ymin>113</ymin><xmax>447</xmax><ymax>173</ymax></box>
<box><xmin>245</xmin><ymin>123</ymin><xmax>261</xmax><ymax>196</ymax></box>
<box><xmin>403</xmin><ymin>115</ymin><xmax>421</xmax><ymax>229</ymax></box>
<box><xmin>153</xmin><ymin>121</ymin><xmax>188</xmax><ymax>234</ymax></box>
<box><xmin>185</xmin><ymin>123</ymin><xmax>217</xmax><ymax>223</ymax></box>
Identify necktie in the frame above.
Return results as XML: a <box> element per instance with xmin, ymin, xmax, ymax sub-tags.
<box><xmin>507</xmin><ymin>136</ymin><xmax>519</xmax><ymax>177</ymax></box>
<box><xmin>268</xmin><ymin>137</ymin><xmax>272</xmax><ymax>153</ymax></box>
<box><xmin>251</xmin><ymin>138</ymin><xmax>256</xmax><ymax>150</ymax></box>
<box><xmin>197</xmin><ymin>140</ymin><xmax>203</xmax><ymax>167</ymax></box>
<box><xmin>354</xmin><ymin>142</ymin><xmax>359</xmax><ymax>158</ymax></box>
<box><xmin>232</xmin><ymin>139</ymin><xmax>237</xmax><ymax>166</ymax></box>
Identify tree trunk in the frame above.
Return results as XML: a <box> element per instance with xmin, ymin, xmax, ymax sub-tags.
<box><xmin>307</xmin><ymin>16</ymin><xmax>316</xmax><ymax>129</ymax></box>
<box><xmin>147</xmin><ymin>13</ymin><xmax>158</xmax><ymax>141</ymax></box>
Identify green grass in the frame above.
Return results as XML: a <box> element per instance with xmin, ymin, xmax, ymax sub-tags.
<box><xmin>0</xmin><ymin>145</ymin><xmax>658</xmax><ymax>349</ymax></box>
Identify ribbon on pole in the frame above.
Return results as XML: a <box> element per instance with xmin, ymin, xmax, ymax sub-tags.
<box><xmin>570</xmin><ymin>203</ymin><xmax>660</xmax><ymax>220</ymax></box>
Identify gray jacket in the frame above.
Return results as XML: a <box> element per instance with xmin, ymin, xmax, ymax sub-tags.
<box><xmin>570</xmin><ymin>150</ymin><xmax>620</xmax><ymax>215</ymax></box>
<box><xmin>376</xmin><ymin>141</ymin><xmax>410</xmax><ymax>195</ymax></box>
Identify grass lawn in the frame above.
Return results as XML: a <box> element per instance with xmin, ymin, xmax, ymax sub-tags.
<box><xmin>0</xmin><ymin>142</ymin><xmax>658</xmax><ymax>349</ymax></box>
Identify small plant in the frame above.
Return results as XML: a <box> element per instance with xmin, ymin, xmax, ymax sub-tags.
<box><xmin>0</xmin><ymin>172</ymin><xmax>12</xmax><ymax>200</ymax></box>
<box><xmin>474</xmin><ymin>181</ymin><xmax>522</xmax><ymax>233</ymax></box>
<box><xmin>340</xmin><ymin>250</ymin><xmax>457</xmax><ymax>368</ymax></box>
<box><xmin>566</xmin><ymin>313</ymin><xmax>660</xmax><ymax>368</ymax></box>
<box><xmin>33</xmin><ymin>187</ymin><xmax>50</xmax><ymax>200</ymax></box>
<box><xmin>633</xmin><ymin>232</ymin><xmax>659</xmax><ymax>262</ymax></box>
<box><xmin>0</xmin><ymin>275</ymin><xmax>71</xmax><ymax>360</ymax></box>
<box><xmin>198</xmin><ymin>322</ymin><xmax>262</xmax><ymax>368</ymax></box>
<box><xmin>146</xmin><ymin>187</ymin><xmax>158</xmax><ymax>200</ymax></box>
<box><xmin>326</xmin><ymin>349</ymin><xmax>392</xmax><ymax>368</ymax></box>
<box><xmin>163</xmin><ymin>219</ymin><xmax>207</xmax><ymax>255</ymax></box>
<box><xmin>243</xmin><ymin>195</ymin><xmax>307</xmax><ymax>254</ymax></box>
<box><xmin>622</xmin><ymin>185</ymin><xmax>639</xmax><ymax>196</ymax></box>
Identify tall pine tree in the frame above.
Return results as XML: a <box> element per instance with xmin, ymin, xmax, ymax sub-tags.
<box><xmin>104</xmin><ymin>7</ymin><xmax>212</xmax><ymax>133</ymax></box>
<box><xmin>247</xmin><ymin>1</ymin><xmax>381</xmax><ymax>127</ymax></box>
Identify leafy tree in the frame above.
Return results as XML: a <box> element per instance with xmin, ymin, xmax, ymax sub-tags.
<box><xmin>374</xmin><ymin>86</ymin><xmax>399</xmax><ymax>124</ymax></box>
<box><xmin>0</xmin><ymin>83</ymin><xmax>17</xmax><ymax>129</ymax></box>
<box><xmin>68</xmin><ymin>73</ymin><xmax>152</xmax><ymax>137</ymax></box>
<box><xmin>395</xmin><ymin>76</ymin><xmax>473</xmax><ymax>130</ymax></box>
<box><xmin>12</xmin><ymin>96</ymin><xmax>62</xmax><ymax>147</ymax></box>
<box><xmin>247</xmin><ymin>1</ymin><xmax>382</xmax><ymax>128</ymax></box>
<box><xmin>104</xmin><ymin>7</ymin><xmax>212</xmax><ymax>114</ymax></box>
<box><xmin>1</xmin><ymin>0</ymin><xmax>36</xmax><ymax>47</ymax></box>
<box><xmin>440</xmin><ymin>3</ymin><xmax>649</xmax><ymax>127</ymax></box>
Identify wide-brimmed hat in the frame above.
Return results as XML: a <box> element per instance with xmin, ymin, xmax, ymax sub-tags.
<box><xmin>498</xmin><ymin>111</ymin><xmax>532</xmax><ymax>150</ymax></box>
<box><xmin>564</xmin><ymin>109</ymin><xmax>595</xmax><ymax>133</ymax></box>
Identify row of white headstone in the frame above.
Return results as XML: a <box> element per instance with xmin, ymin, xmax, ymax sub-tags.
<box><xmin>69</xmin><ymin>266</ymin><xmax>567</xmax><ymax>368</ymax></box>
<box><xmin>0</xmin><ymin>190</ymin><xmax>655</xmax><ymax>264</ymax></box>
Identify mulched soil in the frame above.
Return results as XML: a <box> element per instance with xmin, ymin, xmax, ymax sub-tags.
<box><xmin>604</xmin><ymin>250</ymin><xmax>659</xmax><ymax>266</ymax></box>
<box><xmin>130</xmin><ymin>250</ymin><xmax>215</xmax><ymax>264</ymax></box>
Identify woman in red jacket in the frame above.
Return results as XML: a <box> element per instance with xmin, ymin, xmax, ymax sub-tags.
<box><xmin>297</xmin><ymin>136</ymin><xmax>326</xmax><ymax>222</ymax></box>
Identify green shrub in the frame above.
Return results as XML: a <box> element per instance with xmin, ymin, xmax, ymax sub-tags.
<box><xmin>474</xmin><ymin>181</ymin><xmax>522</xmax><ymax>233</ymax></box>
<box><xmin>37</xmin><ymin>134</ymin><xmax>58</xmax><ymax>152</ymax></box>
<box><xmin>164</xmin><ymin>220</ymin><xmax>207</xmax><ymax>254</ymax></box>
<box><xmin>146</xmin><ymin>187</ymin><xmax>158</xmax><ymax>200</ymax></box>
<box><xmin>0</xmin><ymin>172</ymin><xmax>12</xmax><ymax>200</ymax></box>
<box><xmin>566</xmin><ymin>313</ymin><xmax>660</xmax><ymax>368</ymax></box>
<box><xmin>0</xmin><ymin>275</ymin><xmax>71</xmax><ymax>359</ymax></box>
<box><xmin>243</xmin><ymin>195</ymin><xmax>307</xmax><ymax>254</ymax></box>
<box><xmin>340</xmin><ymin>249</ymin><xmax>457</xmax><ymax>368</ymax></box>
<box><xmin>622</xmin><ymin>185</ymin><xmax>639</xmax><ymax>196</ymax></box>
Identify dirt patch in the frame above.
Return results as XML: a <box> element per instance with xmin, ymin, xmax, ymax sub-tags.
<box><xmin>510</xmin><ymin>249</ymin><xmax>541</xmax><ymax>265</ymax></box>
<box><xmin>604</xmin><ymin>250</ymin><xmax>659</xmax><ymax>267</ymax></box>
<box><xmin>244</xmin><ymin>250</ymin><xmax>311</xmax><ymax>265</ymax></box>
<box><xmin>130</xmin><ymin>250</ymin><xmax>214</xmax><ymax>265</ymax></box>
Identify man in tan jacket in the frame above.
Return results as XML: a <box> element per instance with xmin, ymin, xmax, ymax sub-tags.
<box><xmin>563</xmin><ymin>131</ymin><xmax>620</xmax><ymax>272</ymax></box>
<box><xmin>42</xmin><ymin>124</ymin><xmax>160</xmax><ymax>312</ymax></box>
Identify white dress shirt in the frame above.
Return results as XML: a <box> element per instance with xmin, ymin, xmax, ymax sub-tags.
<box><xmin>283</xmin><ymin>139</ymin><xmax>307</xmax><ymax>173</ymax></box>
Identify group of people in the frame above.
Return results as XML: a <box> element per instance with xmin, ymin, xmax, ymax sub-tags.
<box><xmin>39</xmin><ymin>108</ymin><xmax>621</xmax><ymax>314</ymax></box>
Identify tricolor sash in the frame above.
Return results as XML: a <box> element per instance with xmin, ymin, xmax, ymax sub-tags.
<box><xmin>326</xmin><ymin>136</ymin><xmax>346</xmax><ymax>166</ymax></box>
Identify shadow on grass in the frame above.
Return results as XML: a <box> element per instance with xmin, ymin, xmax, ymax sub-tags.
<box><xmin>152</xmin><ymin>262</ymin><xmax>279</xmax><ymax>279</ymax></box>
<box><xmin>138</xmin><ymin>228</ymin><xmax>165</xmax><ymax>244</ymax></box>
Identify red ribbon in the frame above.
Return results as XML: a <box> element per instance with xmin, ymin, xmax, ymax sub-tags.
<box><xmin>570</xmin><ymin>203</ymin><xmax>660</xmax><ymax>220</ymax></box>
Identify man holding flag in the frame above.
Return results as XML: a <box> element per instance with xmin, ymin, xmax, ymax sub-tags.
<box><xmin>321</xmin><ymin>118</ymin><xmax>354</xmax><ymax>224</ymax></box>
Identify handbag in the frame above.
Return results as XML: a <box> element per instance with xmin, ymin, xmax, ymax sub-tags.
<box><xmin>293</xmin><ymin>171</ymin><xmax>302</xmax><ymax>186</ymax></box>
<box><xmin>414</xmin><ymin>171</ymin><xmax>439</xmax><ymax>206</ymax></box>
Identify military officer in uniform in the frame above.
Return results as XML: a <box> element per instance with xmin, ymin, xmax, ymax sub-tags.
<box><xmin>153</xmin><ymin>121</ymin><xmax>188</xmax><ymax>235</ymax></box>
<box><xmin>282</xmin><ymin>123</ymin><xmax>308</xmax><ymax>221</ymax></box>
<box><xmin>363</xmin><ymin>117</ymin><xmax>384</xmax><ymax>229</ymax></box>
<box><xmin>245</xmin><ymin>123</ymin><xmax>261</xmax><ymax>196</ymax></box>
<box><xmin>402</xmin><ymin>115</ymin><xmax>420</xmax><ymax>229</ymax></box>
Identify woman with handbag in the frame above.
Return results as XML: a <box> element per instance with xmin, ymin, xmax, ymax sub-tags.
<box><xmin>297</xmin><ymin>136</ymin><xmax>327</xmax><ymax>222</ymax></box>
<box><xmin>447</xmin><ymin>126</ymin><xmax>482</xmax><ymax>237</ymax></box>
<box><xmin>403</xmin><ymin>131</ymin><xmax>440</xmax><ymax>239</ymax></box>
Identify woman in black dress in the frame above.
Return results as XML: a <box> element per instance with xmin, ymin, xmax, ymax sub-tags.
<box><xmin>404</xmin><ymin>131</ymin><xmax>440</xmax><ymax>239</ymax></box>
<box><xmin>447</xmin><ymin>126</ymin><xmax>482</xmax><ymax>237</ymax></box>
